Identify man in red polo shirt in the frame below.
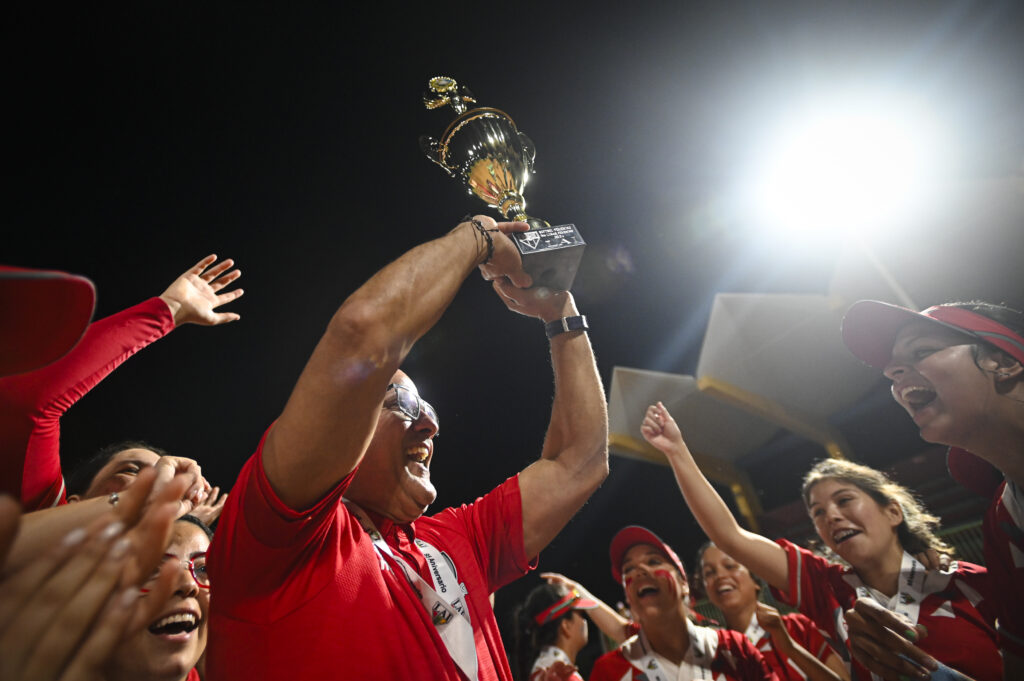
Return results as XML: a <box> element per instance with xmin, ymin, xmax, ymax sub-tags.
<box><xmin>207</xmin><ymin>216</ymin><xmax>609</xmax><ymax>680</ymax></box>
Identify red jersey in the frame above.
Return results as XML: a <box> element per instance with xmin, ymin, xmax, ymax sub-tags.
<box><xmin>588</xmin><ymin>621</ymin><xmax>777</xmax><ymax>681</ymax></box>
<box><xmin>983</xmin><ymin>480</ymin><xmax>1024</xmax><ymax>658</ymax></box>
<box><xmin>0</xmin><ymin>297</ymin><xmax>174</xmax><ymax>509</ymax></box>
<box><xmin>771</xmin><ymin>539</ymin><xmax>1000</xmax><ymax>681</ymax></box>
<box><xmin>206</xmin><ymin>428</ymin><xmax>535</xmax><ymax>681</ymax></box>
<box><xmin>743</xmin><ymin>612</ymin><xmax>836</xmax><ymax>681</ymax></box>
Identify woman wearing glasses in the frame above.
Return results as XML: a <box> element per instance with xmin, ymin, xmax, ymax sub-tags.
<box><xmin>106</xmin><ymin>514</ymin><xmax>212</xmax><ymax>681</ymax></box>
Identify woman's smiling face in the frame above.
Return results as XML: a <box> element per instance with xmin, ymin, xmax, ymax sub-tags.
<box><xmin>884</xmin><ymin>321</ymin><xmax>995</xmax><ymax>448</ymax></box>
<box><xmin>620</xmin><ymin>543</ymin><xmax>688</xmax><ymax>624</ymax></box>
<box><xmin>700</xmin><ymin>545</ymin><xmax>759</xmax><ymax>616</ymax></box>
<box><xmin>806</xmin><ymin>478</ymin><xmax>903</xmax><ymax>568</ymax></box>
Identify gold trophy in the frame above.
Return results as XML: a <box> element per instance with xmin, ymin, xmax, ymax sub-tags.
<box><xmin>420</xmin><ymin>76</ymin><xmax>585</xmax><ymax>291</ymax></box>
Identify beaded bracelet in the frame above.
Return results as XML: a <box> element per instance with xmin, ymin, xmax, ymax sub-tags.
<box><xmin>465</xmin><ymin>215</ymin><xmax>499</xmax><ymax>265</ymax></box>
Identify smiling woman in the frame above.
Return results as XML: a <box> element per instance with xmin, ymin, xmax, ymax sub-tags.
<box><xmin>640</xmin><ymin>400</ymin><xmax>1003</xmax><ymax>681</ymax></box>
<box><xmin>588</xmin><ymin>526</ymin><xmax>776</xmax><ymax>681</ymax></box>
<box><xmin>842</xmin><ymin>299</ymin><xmax>1024</xmax><ymax>680</ymax></box>
<box><xmin>104</xmin><ymin>514</ymin><xmax>212</xmax><ymax>681</ymax></box>
<box><xmin>696</xmin><ymin>543</ymin><xmax>848</xmax><ymax>681</ymax></box>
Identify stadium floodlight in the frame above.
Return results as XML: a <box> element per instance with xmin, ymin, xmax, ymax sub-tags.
<box><xmin>742</xmin><ymin>94</ymin><xmax>949</xmax><ymax>244</ymax></box>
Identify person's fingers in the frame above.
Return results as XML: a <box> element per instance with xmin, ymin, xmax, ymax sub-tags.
<box><xmin>853</xmin><ymin>597</ymin><xmax>924</xmax><ymax>641</ymax></box>
<box><xmin>1</xmin><ymin>519</ymin><xmax>125</xmax><ymax>674</ymax></box>
<box><xmin>201</xmin><ymin>258</ymin><xmax>234</xmax><ymax>282</ymax></box>
<box><xmin>203</xmin><ymin>487</ymin><xmax>221</xmax><ymax>506</ymax></box>
<box><xmin>57</xmin><ymin>587</ymin><xmax>139</xmax><ymax>681</ymax></box>
<box><xmin>208</xmin><ymin>267</ymin><xmax>241</xmax><ymax>290</ymax></box>
<box><xmin>490</xmin><ymin>219</ymin><xmax>530</xmax><ymax>233</ymax></box>
<box><xmin>491</xmin><ymin>280</ymin><xmax>521</xmax><ymax>309</ymax></box>
<box><xmin>19</xmin><ymin>536</ymin><xmax>129</xmax><ymax>680</ymax></box>
<box><xmin>112</xmin><ymin>467</ymin><xmax>159</xmax><ymax>527</ymax></box>
<box><xmin>845</xmin><ymin>606</ymin><xmax>937</xmax><ymax>677</ymax></box>
<box><xmin>156</xmin><ymin>458</ymin><xmax>203</xmax><ymax>504</ymax></box>
<box><xmin>213</xmin><ymin>287</ymin><xmax>245</xmax><ymax>307</ymax></box>
<box><xmin>188</xmin><ymin>254</ymin><xmax>218</xmax><ymax>276</ymax></box>
<box><xmin>121</xmin><ymin>480</ymin><xmax>187</xmax><ymax>586</ymax></box>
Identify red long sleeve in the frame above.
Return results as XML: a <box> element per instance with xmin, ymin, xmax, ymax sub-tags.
<box><xmin>0</xmin><ymin>297</ymin><xmax>175</xmax><ymax>509</ymax></box>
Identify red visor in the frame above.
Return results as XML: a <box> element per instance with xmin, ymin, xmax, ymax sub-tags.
<box><xmin>532</xmin><ymin>589</ymin><xmax>599</xmax><ymax>626</ymax></box>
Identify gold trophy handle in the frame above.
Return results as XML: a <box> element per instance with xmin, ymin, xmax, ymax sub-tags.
<box><xmin>419</xmin><ymin>135</ymin><xmax>454</xmax><ymax>177</ymax></box>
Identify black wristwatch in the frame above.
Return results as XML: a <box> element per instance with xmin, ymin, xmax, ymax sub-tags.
<box><xmin>544</xmin><ymin>315</ymin><xmax>589</xmax><ymax>339</ymax></box>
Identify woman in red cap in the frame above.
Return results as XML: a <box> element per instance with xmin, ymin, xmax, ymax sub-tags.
<box><xmin>589</xmin><ymin>525</ymin><xmax>777</xmax><ymax>681</ymax></box>
<box><xmin>842</xmin><ymin>299</ymin><xmax>1024</xmax><ymax>680</ymax></box>
<box><xmin>641</xmin><ymin>401</ymin><xmax>1001</xmax><ymax>681</ymax></box>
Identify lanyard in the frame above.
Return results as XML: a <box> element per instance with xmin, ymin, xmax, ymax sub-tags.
<box><xmin>841</xmin><ymin>552</ymin><xmax>954</xmax><ymax>681</ymax></box>
<box><xmin>344</xmin><ymin>500</ymin><xmax>479</xmax><ymax>681</ymax></box>
<box><xmin>621</xmin><ymin>620</ymin><xmax>719</xmax><ymax>681</ymax></box>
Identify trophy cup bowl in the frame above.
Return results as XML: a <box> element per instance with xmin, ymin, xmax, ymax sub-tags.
<box><xmin>420</xmin><ymin>76</ymin><xmax>585</xmax><ymax>291</ymax></box>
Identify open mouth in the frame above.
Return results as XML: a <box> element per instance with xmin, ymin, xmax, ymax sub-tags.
<box><xmin>716</xmin><ymin>585</ymin><xmax>736</xmax><ymax>595</ymax></box>
<box><xmin>406</xmin><ymin>445</ymin><xmax>430</xmax><ymax>464</ymax></box>
<box><xmin>833</xmin><ymin>528</ymin><xmax>861</xmax><ymax>545</ymax></box>
<box><xmin>900</xmin><ymin>386</ymin><xmax>937</xmax><ymax>411</ymax></box>
<box><xmin>636</xmin><ymin>585</ymin><xmax>659</xmax><ymax>598</ymax></box>
<box><xmin>148</xmin><ymin>612</ymin><xmax>199</xmax><ymax>637</ymax></box>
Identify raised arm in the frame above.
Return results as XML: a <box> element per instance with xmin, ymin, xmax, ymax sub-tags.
<box><xmin>0</xmin><ymin>254</ymin><xmax>242</xmax><ymax>511</ymax></box>
<box><xmin>497</xmin><ymin>282</ymin><xmax>608</xmax><ymax>559</ymax></box>
<box><xmin>262</xmin><ymin>217</ymin><xmax>530</xmax><ymax>510</ymax></box>
<box><xmin>641</xmin><ymin>402</ymin><xmax>789</xmax><ymax>590</ymax></box>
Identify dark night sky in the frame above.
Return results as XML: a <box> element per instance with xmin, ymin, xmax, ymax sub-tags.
<box><xmin>5</xmin><ymin>2</ymin><xmax>1024</xmax><ymax>670</ymax></box>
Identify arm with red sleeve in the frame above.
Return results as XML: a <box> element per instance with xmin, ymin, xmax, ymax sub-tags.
<box><xmin>0</xmin><ymin>254</ymin><xmax>242</xmax><ymax>510</ymax></box>
<box><xmin>0</xmin><ymin>297</ymin><xmax>175</xmax><ymax>509</ymax></box>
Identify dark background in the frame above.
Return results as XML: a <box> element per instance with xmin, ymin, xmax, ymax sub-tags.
<box><xmin>5</xmin><ymin>3</ymin><xmax>1024</xmax><ymax>674</ymax></box>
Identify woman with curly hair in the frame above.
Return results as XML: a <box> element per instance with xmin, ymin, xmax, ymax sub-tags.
<box><xmin>842</xmin><ymin>299</ymin><xmax>1024</xmax><ymax>680</ymax></box>
<box><xmin>641</xmin><ymin>401</ymin><xmax>1001</xmax><ymax>681</ymax></box>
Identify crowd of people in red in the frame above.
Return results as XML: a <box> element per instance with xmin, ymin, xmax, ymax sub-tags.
<box><xmin>2</xmin><ymin>217</ymin><xmax>1021</xmax><ymax>681</ymax></box>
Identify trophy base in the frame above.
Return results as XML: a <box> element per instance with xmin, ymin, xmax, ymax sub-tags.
<box><xmin>511</xmin><ymin>223</ymin><xmax>585</xmax><ymax>291</ymax></box>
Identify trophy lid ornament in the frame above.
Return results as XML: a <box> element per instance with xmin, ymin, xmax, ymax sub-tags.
<box><xmin>419</xmin><ymin>76</ymin><xmax>585</xmax><ymax>291</ymax></box>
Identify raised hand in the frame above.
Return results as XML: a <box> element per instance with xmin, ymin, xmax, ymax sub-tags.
<box><xmin>540</xmin><ymin>572</ymin><xmax>595</xmax><ymax>600</ymax></box>
<box><xmin>755</xmin><ymin>602</ymin><xmax>794</xmax><ymax>650</ymax></box>
<box><xmin>160</xmin><ymin>254</ymin><xmax>244</xmax><ymax>327</ymax></box>
<box><xmin>151</xmin><ymin>455</ymin><xmax>210</xmax><ymax>516</ymax></box>
<box><xmin>640</xmin><ymin>401</ymin><xmax>685</xmax><ymax>455</ymax></box>
<box><xmin>474</xmin><ymin>216</ymin><xmax>532</xmax><ymax>289</ymax></box>
<box><xmin>491</xmin><ymin>277</ymin><xmax>575</xmax><ymax>323</ymax></box>
<box><xmin>190</xmin><ymin>485</ymin><xmax>228</xmax><ymax>525</ymax></box>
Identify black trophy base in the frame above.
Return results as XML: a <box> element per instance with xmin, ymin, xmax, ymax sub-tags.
<box><xmin>511</xmin><ymin>223</ymin><xmax>585</xmax><ymax>291</ymax></box>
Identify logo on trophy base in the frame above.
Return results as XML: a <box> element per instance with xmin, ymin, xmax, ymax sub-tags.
<box><xmin>419</xmin><ymin>76</ymin><xmax>585</xmax><ymax>291</ymax></box>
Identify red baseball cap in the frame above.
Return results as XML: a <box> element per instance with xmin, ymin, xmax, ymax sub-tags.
<box><xmin>841</xmin><ymin>300</ymin><xmax>1024</xmax><ymax>370</ymax></box>
<box><xmin>842</xmin><ymin>299</ymin><xmax>1018</xmax><ymax>498</ymax></box>
<box><xmin>609</xmin><ymin>526</ymin><xmax>686</xmax><ymax>584</ymax></box>
<box><xmin>0</xmin><ymin>266</ymin><xmax>95</xmax><ymax>376</ymax></box>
